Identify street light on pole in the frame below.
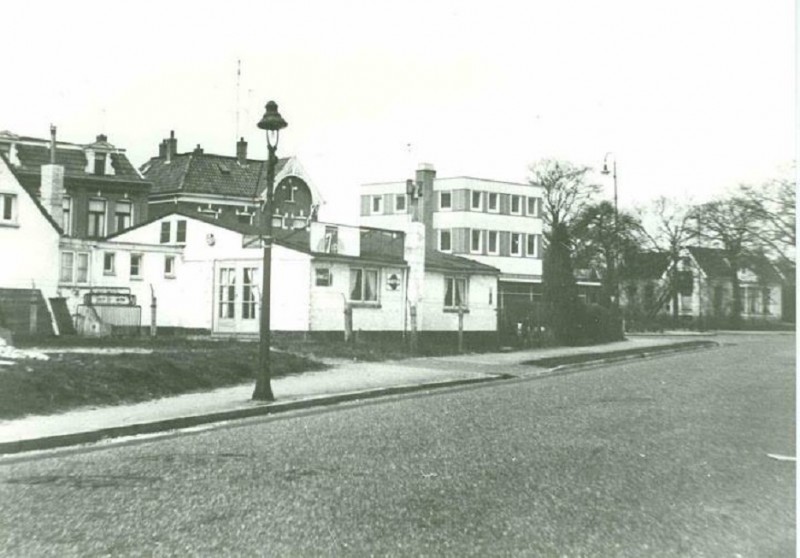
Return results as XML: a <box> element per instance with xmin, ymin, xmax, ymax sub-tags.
<box><xmin>601</xmin><ymin>152</ymin><xmax>619</xmax><ymax>309</ymax></box>
<box><xmin>252</xmin><ymin>100</ymin><xmax>287</xmax><ymax>401</ymax></box>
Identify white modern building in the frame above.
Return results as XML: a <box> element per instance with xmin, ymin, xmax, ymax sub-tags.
<box><xmin>361</xmin><ymin>163</ymin><xmax>544</xmax><ymax>335</ymax></box>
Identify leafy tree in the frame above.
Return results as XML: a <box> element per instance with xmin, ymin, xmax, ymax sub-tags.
<box><xmin>690</xmin><ymin>192</ymin><xmax>762</xmax><ymax>323</ymax></box>
<box><xmin>572</xmin><ymin>201</ymin><xmax>643</xmax><ymax>307</ymax></box>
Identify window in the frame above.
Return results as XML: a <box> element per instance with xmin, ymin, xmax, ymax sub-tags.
<box><xmin>87</xmin><ymin>199</ymin><xmax>106</xmax><ymax>238</ymax></box>
<box><xmin>315</xmin><ymin>268</ymin><xmax>332</xmax><ymax>287</ymax></box>
<box><xmin>350</xmin><ymin>268</ymin><xmax>379</xmax><ymax>303</ymax></box>
<box><xmin>160</xmin><ymin>222</ymin><xmax>171</xmax><ymax>243</ymax></box>
<box><xmin>176</xmin><ymin>220</ymin><xmax>187</xmax><ymax>243</ymax></box>
<box><xmin>526</xmin><ymin>234</ymin><xmax>538</xmax><ymax>258</ymax></box>
<box><xmin>487</xmin><ymin>231</ymin><xmax>499</xmax><ymax>255</ymax></box>
<box><xmin>439</xmin><ymin>191</ymin><xmax>452</xmax><ymax>210</ymax></box>
<box><xmin>444</xmin><ymin>276</ymin><xmax>468</xmax><ymax>309</ymax></box>
<box><xmin>471</xmin><ymin>191</ymin><xmax>482</xmax><ymax>210</ymax></box>
<box><xmin>103</xmin><ymin>252</ymin><xmax>116</xmax><ymax>275</ymax></box>
<box><xmin>439</xmin><ymin>229</ymin><xmax>452</xmax><ymax>252</ymax></box>
<box><xmin>395</xmin><ymin>194</ymin><xmax>407</xmax><ymax>212</ymax></box>
<box><xmin>487</xmin><ymin>192</ymin><xmax>499</xmax><ymax>212</ymax></box>
<box><xmin>94</xmin><ymin>152</ymin><xmax>106</xmax><ymax>175</ymax></box>
<box><xmin>114</xmin><ymin>201</ymin><xmax>132</xmax><ymax>232</ymax></box>
<box><xmin>237</xmin><ymin>212</ymin><xmax>254</xmax><ymax>225</ymax></box>
<box><xmin>470</xmin><ymin>229</ymin><xmax>482</xmax><ymax>253</ymax></box>
<box><xmin>164</xmin><ymin>255</ymin><xmax>176</xmax><ymax>278</ymax></box>
<box><xmin>59</xmin><ymin>252</ymin><xmax>74</xmax><ymax>282</ymax></box>
<box><xmin>762</xmin><ymin>288</ymin><xmax>771</xmax><ymax>315</ymax></box>
<box><xmin>59</xmin><ymin>251</ymin><xmax>89</xmax><ymax>283</ymax></box>
<box><xmin>511</xmin><ymin>195</ymin><xmax>522</xmax><ymax>215</ymax></box>
<box><xmin>130</xmin><ymin>254</ymin><xmax>142</xmax><ymax>279</ymax></box>
<box><xmin>527</xmin><ymin>197</ymin><xmax>539</xmax><ymax>216</ymax></box>
<box><xmin>62</xmin><ymin>197</ymin><xmax>72</xmax><ymax>235</ymax></box>
<box><xmin>371</xmin><ymin>195</ymin><xmax>383</xmax><ymax>214</ymax></box>
<box><xmin>242</xmin><ymin>267</ymin><xmax>258</xmax><ymax>320</ymax></box>
<box><xmin>510</xmin><ymin>233</ymin><xmax>522</xmax><ymax>256</ymax></box>
<box><xmin>218</xmin><ymin>267</ymin><xmax>236</xmax><ymax>318</ymax></box>
<box><xmin>323</xmin><ymin>226</ymin><xmax>339</xmax><ymax>254</ymax></box>
<box><xmin>0</xmin><ymin>193</ymin><xmax>17</xmax><ymax>224</ymax></box>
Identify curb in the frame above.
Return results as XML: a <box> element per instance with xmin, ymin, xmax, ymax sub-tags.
<box><xmin>0</xmin><ymin>374</ymin><xmax>513</xmax><ymax>456</ymax></box>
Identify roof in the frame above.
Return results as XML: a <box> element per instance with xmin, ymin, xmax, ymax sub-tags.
<box><xmin>687</xmin><ymin>246</ymin><xmax>784</xmax><ymax>284</ymax></box>
<box><xmin>0</xmin><ymin>152</ymin><xmax>63</xmax><ymax>235</ymax></box>
<box><xmin>142</xmin><ymin>152</ymin><xmax>289</xmax><ymax>198</ymax></box>
<box><xmin>620</xmin><ymin>251</ymin><xmax>671</xmax><ymax>280</ymax></box>
<box><xmin>0</xmin><ymin>133</ymin><xmax>147</xmax><ymax>186</ymax></box>
<box><xmin>425</xmin><ymin>250</ymin><xmax>501</xmax><ymax>275</ymax></box>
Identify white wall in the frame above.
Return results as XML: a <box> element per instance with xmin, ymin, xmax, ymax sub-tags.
<box><xmin>0</xmin><ymin>157</ymin><xmax>61</xmax><ymax>296</ymax></box>
<box><xmin>420</xmin><ymin>271</ymin><xmax>498</xmax><ymax>331</ymax></box>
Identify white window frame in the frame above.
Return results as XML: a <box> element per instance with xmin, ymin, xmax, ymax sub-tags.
<box><xmin>471</xmin><ymin>191</ymin><xmax>482</xmax><ymax>211</ymax></box>
<box><xmin>218</xmin><ymin>267</ymin><xmax>236</xmax><ymax>318</ymax></box>
<box><xmin>130</xmin><ymin>253</ymin><xmax>143</xmax><ymax>279</ymax></box>
<box><xmin>62</xmin><ymin>196</ymin><xmax>72</xmax><ymax>235</ymax></box>
<box><xmin>510</xmin><ymin>195</ymin><xmax>522</xmax><ymax>215</ymax></box>
<box><xmin>160</xmin><ymin>221</ymin><xmax>171</xmax><ymax>243</ymax></box>
<box><xmin>371</xmin><ymin>195</ymin><xmax>383</xmax><ymax>215</ymax></box>
<box><xmin>87</xmin><ymin>198</ymin><xmax>107</xmax><ymax>238</ymax></box>
<box><xmin>242</xmin><ymin>267</ymin><xmax>258</xmax><ymax>320</ymax></box>
<box><xmin>59</xmin><ymin>252</ymin><xmax>74</xmax><ymax>283</ymax></box>
<box><xmin>510</xmin><ymin>233</ymin><xmax>523</xmax><ymax>256</ymax></box>
<box><xmin>349</xmin><ymin>268</ymin><xmax>380</xmax><ymax>304</ymax></box>
<box><xmin>60</xmin><ymin>251</ymin><xmax>90</xmax><ymax>284</ymax></box>
<box><xmin>527</xmin><ymin>197</ymin><xmax>537</xmax><ymax>216</ymax></box>
<box><xmin>395</xmin><ymin>194</ymin><xmax>407</xmax><ymax>213</ymax></box>
<box><xmin>114</xmin><ymin>200</ymin><xmax>133</xmax><ymax>232</ymax></box>
<box><xmin>526</xmin><ymin>234</ymin><xmax>538</xmax><ymax>258</ymax></box>
<box><xmin>444</xmin><ymin>276</ymin><xmax>469</xmax><ymax>310</ymax></box>
<box><xmin>487</xmin><ymin>192</ymin><xmax>499</xmax><ymax>213</ymax></box>
<box><xmin>439</xmin><ymin>229</ymin><xmax>452</xmax><ymax>253</ymax></box>
<box><xmin>470</xmin><ymin>229</ymin><xmax>483</xmax><ymax>254</ymax></box>
<box><xmin>0</xmin><ymin>193</ymin><xmax>17</xmax><ymax>226</ymax></box>
<box><xmin>176</xmin><ymin>220</ymin><xmax>187</xmax><ymax>244</ymax></box>
<box><xmin>164</xmin><ymin>255</ymin><xmax>176</xmax><ymax>278</ymax></box>
<box><xmin>487</xmin><ymin>231</ymin><xmax>499</xmax><ymax>255</ymax></box>
<box><xmin>439</xmin><ymin>191</ymin><xmax>452</xmax><ymax>211</ymax></box>
<box><xmin>103</xmin><ymin>252</ymin><xmax>116</xmax><ymax>275</ymax></box>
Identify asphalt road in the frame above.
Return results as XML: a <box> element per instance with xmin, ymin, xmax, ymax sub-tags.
<box><xmin>0</xmin><ymin>334</ymin><xmax>794</xmax><ymax>557</ymax></box>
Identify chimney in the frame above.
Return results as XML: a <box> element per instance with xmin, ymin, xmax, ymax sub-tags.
<box><xmin>41</xmin><ymin>125</ymin><xmax>65</xmax><ymax>229</ymax></box>
<box><xmin>158</xmin><ymin>140</ymin><xmax>166</xmax><ymax>158</ymax></box>
<box><xmin>415</xmin><ymin>163</ymin><xmax>437</xmax><ymax>250</ymax></box>
<box><xmin>49</xmin><ymin>124</ymin><xmax>57</xmax><ymax>164</ymax></box>
<box><xmin>236</xmin><ymin>137</ymin><xmax>247</xmax><ymax>165</ymax></box>
<box><xmin>96</xmin><ymin>134</ymin><xmax>108</xmax><ymax>143</ymax></box>
<box><xmin>164</xmin><ymin>130</ymin><xmax>177</xmax><ymax>163</ymax></box>
<box><xmin>193</xmin><ymin>144</ymin><xmax>204</xmax><ymax>155</ymax></box>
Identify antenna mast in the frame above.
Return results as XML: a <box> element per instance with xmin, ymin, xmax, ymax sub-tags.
<box><xmin>235</xmin><ymin>59</ymin><xmax>241</xmax><ymax>143</ymax></box>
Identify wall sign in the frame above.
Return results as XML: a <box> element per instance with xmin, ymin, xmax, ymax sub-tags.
<box><xmin>386</xmin><ymin>273</ymin><xmax>400</xmax><ymax>291</ymax></box>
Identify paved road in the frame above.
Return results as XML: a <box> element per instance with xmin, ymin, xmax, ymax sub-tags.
<box><xmin>0</xmin><ymin>334</ymin><xmax>794</xmax><ymax>556</ymax></box>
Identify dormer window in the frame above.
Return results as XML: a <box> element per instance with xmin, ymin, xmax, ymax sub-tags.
<box><xmin>94</xmin><ymin>152</ymin><xmax>107</xmax><ymax>175</ymax></box>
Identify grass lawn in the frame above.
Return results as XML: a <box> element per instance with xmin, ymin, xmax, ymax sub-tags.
<box><xmin>0</xmin><ymin>341</ymin><xmax>325</xmax><ymax>420</ymax></box>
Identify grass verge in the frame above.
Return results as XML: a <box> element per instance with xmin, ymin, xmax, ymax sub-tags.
<box><xmin>522</xmin><ymin>340</ymin><xmax>717</xmax><ymax>368</ymax></box>
<box><xmin>0</xmin><ymin>344</ymin><xmax>326</xmax><ymax>420</ymax></box>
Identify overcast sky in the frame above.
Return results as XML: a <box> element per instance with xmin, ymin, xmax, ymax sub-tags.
<box><xmin>2</xmin><ymin>0</ymin><xmax>794</xmax><ymax>223</ymax></box>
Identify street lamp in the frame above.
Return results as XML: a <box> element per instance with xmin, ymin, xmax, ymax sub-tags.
<box><xmin>252</xmin><ymin>101</ymin><xmax>288</xmax><ymax>401</ymax></box>
<box><xmin>601</xmin><ymin>152</ymin><xmax>620</xmax><ymax>309</ymax></box>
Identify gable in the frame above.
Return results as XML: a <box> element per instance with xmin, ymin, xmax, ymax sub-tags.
<box><xmin>0</xmin><ymin>152</ymin><xmax>62</xmax><ymax>234</ymax></box>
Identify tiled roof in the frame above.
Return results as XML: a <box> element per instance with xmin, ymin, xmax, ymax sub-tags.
<box><xmin>2</xmin><ymin>139</ymin><xmax>146</xmax><ymax>184</ymax></box>
<box><xmin>425</xmin><ymin>250</ymin><xmax>500</xmax><ymax>275</ymax></box>
<box><xmin>142</xmin><ymin>153</ymin><xmax>289</xmax><ymax>198</ymax></box>
<box><xmin>620</xmin><ymin>251</ymin><xmax>671</xmax><ymax>280</ymax></box>
<box><xmin>687</xmin><ymin>246</ymin><xmax>783</xmax><ymax>284</ymax></box>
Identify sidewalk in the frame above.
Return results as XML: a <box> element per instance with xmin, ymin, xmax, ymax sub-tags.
<box><xmin>0</xmin><ymin>335</ymin><xmax>716</xmax><ymax>455</ymax></box>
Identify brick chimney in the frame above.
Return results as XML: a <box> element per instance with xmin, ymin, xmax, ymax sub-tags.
<box><xmin>163</xmin><ymin>130</ymin><xmax>177</xmax><ymax>163</ymax></box>
<box><xmin>41</xmin><ymin>125</ymin><xmax>65</xmax><ymax>229</ymax></box>
<box><xmin>236</xmin><ymin>137</ymin><xmax>247</xmax><ymax>165</ymax></box>
<box><xmin>158</xmin><ymin>140</ymin><xmax>166</xmax><ymax>158</ymax></box>
<box><xmin>193</xmin><ymin>144</ymin><xmax>204</xmax><ymax>155</ymax></box>
<box><xmin>415</xmin><ymin>163</ymin><xmax>436</xmax><ymax>250</ymax></box>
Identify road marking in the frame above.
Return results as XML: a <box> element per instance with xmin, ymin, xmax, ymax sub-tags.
<box><xmin>767</xmin><ymin>453</ymin><xmax>796</xmax><ymax>462</ymax></box>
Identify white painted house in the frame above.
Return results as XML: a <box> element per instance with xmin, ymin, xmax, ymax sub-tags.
<box><xmin>110</xmin><ymin>210</ymin><xmax>500</xmax><ymax>338</ymax></box>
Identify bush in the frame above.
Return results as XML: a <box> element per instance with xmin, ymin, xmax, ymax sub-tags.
<box><xmin>568</xmin><ymin>303</ymin><xmax>624</xmax><ymax>346</ymax></box>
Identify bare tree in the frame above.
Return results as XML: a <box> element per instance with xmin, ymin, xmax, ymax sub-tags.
<box><xmin>741</xmin><ymin>176</ymin><xmax>796</xmax><ymax>264</ymax></box>
<box><xmin>690</xmin><ymin>193</ymin><xmax>762</xmax><ymax>323</ymax></box>
<box><xmin>530</xmin><ymin>159</ymin><xmax>600</xmax><ymax>236</ymax></box>
<box><xmin>639</xmin><ymin>196</ymin><xmax>698</xmax><ymax>318</ymax></box>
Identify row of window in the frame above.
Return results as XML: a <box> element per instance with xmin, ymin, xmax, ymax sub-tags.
<box><xmin>438</xmin><ymin>229</ymin><xmax>541</xmax><ymax>258</ymax></box>
<box><xmin>370</xmin><ymin>191</ymin><xmax>541</xmax><ymax>216</ymax></box>
<box><xmin>62</xmin><ymin>197</ymin><xmax>134</xmax><ymax>237</ymax></box>
<box><xmin>60</xmin><ymin>251</ymin><xmax>176</xmax><ymax>284</ymax></box>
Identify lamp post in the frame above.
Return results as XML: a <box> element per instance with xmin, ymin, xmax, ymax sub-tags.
<box><xmin>601</xmin><ymin>152</ymin><xmax>619</xmax><ymax>309</ymax></box>
<box><xmin>252</xmin><ymin>101</ymin><xmax>287</xmax><ymax>401</ymax></box>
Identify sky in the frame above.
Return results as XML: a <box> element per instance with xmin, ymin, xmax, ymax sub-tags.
<box><xmin>1</xmin><ymin>0</ymin><xmax>794</xmax><ymax>224</ymax></box>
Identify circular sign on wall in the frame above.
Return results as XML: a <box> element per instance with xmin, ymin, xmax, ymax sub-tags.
<box><xmin>387</xmin><ymin>273</ymin><xmax>400</xmax><ymax>291</ymax></box>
